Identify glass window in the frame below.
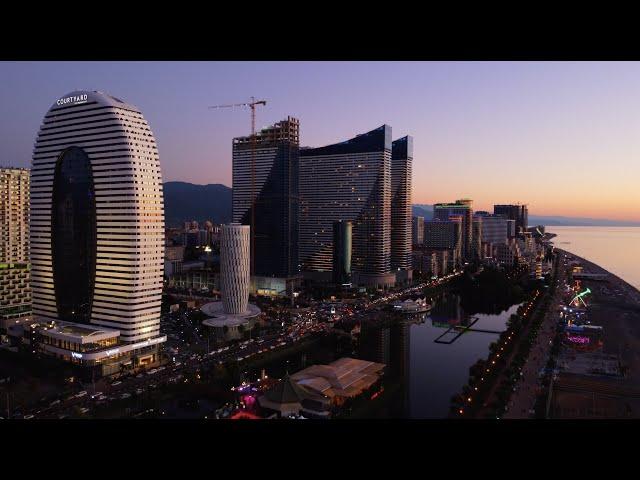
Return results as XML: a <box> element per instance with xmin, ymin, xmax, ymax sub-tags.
<box><xmin>51</xmin><ymin>146</ymin><xmax>97</xmax><ymax>324</ymax></box>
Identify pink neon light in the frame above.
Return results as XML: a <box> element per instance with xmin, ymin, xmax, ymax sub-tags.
<box><xmin>566</xmin><ymin>335</ymin><xmax>590</xmax><ymax>345</ymax></box>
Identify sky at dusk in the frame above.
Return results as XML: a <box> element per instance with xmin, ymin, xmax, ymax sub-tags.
<box><xmin>1</xmin><ymin>61</ymin><xmax>639</xmax><ymax>221</ymax></box>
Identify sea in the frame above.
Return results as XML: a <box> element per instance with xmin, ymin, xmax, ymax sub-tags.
<box><xmin>547</xmin><ymin>226</ymin><xmax>640</xmax><ymax>290</ymax></box>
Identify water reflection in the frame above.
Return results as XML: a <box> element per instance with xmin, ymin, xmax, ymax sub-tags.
<box><xmin>430</xmin><ymin>292</ymin><xmax>467</xmax><ymax>329</ymax></box>
<box><xmin>249</xmin><ymin>291</ymin><xmax>521</xmax><ymax>418</ymax></box>
<box><xmin>356</xmin><ymin>292</ymin><xmax>521</xmax><ymax>418</ymax></box>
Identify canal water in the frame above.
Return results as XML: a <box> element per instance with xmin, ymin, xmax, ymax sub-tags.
<box><xmin>379</xmin><ymin>292</ymin><xmax>521</xmax><ymax>418</ymax></box>
<box><xmin>246</xmin><ymin>292</ymin><xmax>521</xmax><ymax>419</ymax></box>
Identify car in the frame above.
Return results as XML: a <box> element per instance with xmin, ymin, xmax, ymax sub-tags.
<box><xmin>91</xmin><ymin>392</ymin><xmax>103</xmax><ymax>399</ymax></box>
<box><xmin>136</xmin><ymin>374</ymin><xmax>144</xmax><ymax>379</ymax></box>
<box><xmin>24</xmin><ymin>414</ymin><xmax>34</xmax><ymax>420</ymax></box>
<box><xmin>79</xmin><ymin>407</ymin><xmax>90</xmax><ymax>414</ymax></box>
<box><xmin>112</xmin><ymin>381</ymin><xmax>122</xmax><ymax>386</ymax></box>
<box><xmin>98</xmin><ymin>395</ymin><xmax>107</xmax><ymax>401</ymax></box>
<box><xmin>50</xmin><ymin>400</ymin><xmax>61</xmax><ymax>407</ymax></box>
<box><xmin>120</xmin><ymin>393</ymin><xmax>132</xmax><ymax>400</ymax></box>
<box><xmin>76</xmin><ymin>391</ymin><xmax>88</xmax><ymax>398</ymax></box>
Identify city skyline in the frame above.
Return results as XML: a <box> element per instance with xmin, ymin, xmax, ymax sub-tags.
<box><xmin>1</xmin><ymin>61</ymin><xmax>640</xmax><ymax>221</ymax></box>
<box><xmin>1</xmin><ymin>69</ymin><xmax>639</xmax><ymax>421</ymax></box>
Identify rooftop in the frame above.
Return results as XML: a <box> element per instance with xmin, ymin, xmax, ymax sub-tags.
<box><xmin>47</xmin><ymin>91</ymin><xmax>141</xmax><ymax>115</ymax></box>
<box><xmin>201</xmin><ymin>302</ymin><xmax>261</xmax><ymax>327</ymax></box>
<box><xmin>291</xmin><ymin>357</ymin><xmax>385</xmax><ymax>399</ymax></box>
<box><xmin>38</xmin><ymin>321</ymin><xmax>120</xmax><ymax>344</ymax></box>
<box><xmin>300</xmin><ymin>125</ymin><xmax>391</xmax><ymax>157</ymax></box>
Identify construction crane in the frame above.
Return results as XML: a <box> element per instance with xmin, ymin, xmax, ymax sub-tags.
<box><xmin>208</xmin><ymin>97</ymin><xmax>267</xmax><ymax>276</ymax></box>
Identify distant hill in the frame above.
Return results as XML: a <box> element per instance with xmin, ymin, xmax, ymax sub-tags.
<box><xmin>412</xmin><ymin>204</ymin><xmax>434</xmax><ymax>220</ymax></box>
<box><xmin>163</xmin><ymin>182</ymin><xmax>231</xmax><ymax>227</ymax></box>
<box><xmin>528</xmin><ymin>215</ymin><xmax>640</xmax><ymax>227</ymax></box>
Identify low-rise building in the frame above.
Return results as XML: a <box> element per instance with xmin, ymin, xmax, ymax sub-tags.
<box><xmin>290</xmin><ymin>357</ymin><xmax>385</xmax><ymax>407</ymax></box>
<box><xmin>412</xmin><ymin>249</ymin><xmax>438</xmax><ymax>278</ymax></box>
<box><xmin>7</xmin><ymin>320</ymin><xmax>165</xmax><ymax>377</ymax></box>
<box><xmin>492</xmin><ymin>239</ymin><xmax>521</xmax><ymax>268</ymax></box>
<box><xmin>169</xmin><ymin>269</ymin><xmax>219</xmax><ymax>291</ymax></box>
<box><xmin>258</xmin><ymin>374</ymin><xmax>332</xmax><ymax>419</ymax></box>
<box><xmin>258</xmin><ymin>358</ymin><xmax>387</xmax><ymax>418</ymax></box>
<box><xmin>251</xmin><ymin>275</ymin><xmax>303</xmax><ymax>297</ymax></box>
<box><xmin>423</xmin><ymin>248</ymin><xmax>450</xmax><ymax>276</ymax></box>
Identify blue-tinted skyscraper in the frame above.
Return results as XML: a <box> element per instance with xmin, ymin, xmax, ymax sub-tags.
<box><xmin>494</xmin><ymin>204</ymin><xmax>528</xmax><ymax>234</ymax></box>
<box><xmin>391</xmin><ymin>136</ymin><xmax>413</xmax><ymax>284</ymax></box>
<box><xmin>299</xmin><ymin>125</ymin><xmax>394</xmax><ymax>288</ymax></box>
<box><xmin>232</xmin><ymin>117</ymin><xmax>299</xmax><ymax>278</ymax></box>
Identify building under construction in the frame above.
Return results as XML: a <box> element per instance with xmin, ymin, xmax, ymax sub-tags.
<box><xmin>232</xmin><ymin>117</ymin><xmax>300</xmax><ymax>279</ymax></box>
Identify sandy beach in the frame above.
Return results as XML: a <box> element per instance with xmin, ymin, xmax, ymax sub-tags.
<box><xmin>549</xmin><ymin>248</ymin><xmax>640</xmax><ymax>417</ymax></box>
<box><xmin>504</xmin><ymin>247</ymin><xmax>640</xmax><ymax>418</ymax></box>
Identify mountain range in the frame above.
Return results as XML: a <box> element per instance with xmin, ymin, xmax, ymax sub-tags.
<box><xmin>163</xmin><ymin>183</ymin><xmax>640</xmax><ymax>228</ymax></box>
<box><xmin>163</xmin><ymin>182</ymin><xmax>232</xmax><ymax>227</ymax></box>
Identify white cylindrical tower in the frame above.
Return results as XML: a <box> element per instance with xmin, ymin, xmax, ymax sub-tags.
<box><xmin>220</xmin><ymin>223</ymin><xmax>250</xmax><ymax>314</ymax></box>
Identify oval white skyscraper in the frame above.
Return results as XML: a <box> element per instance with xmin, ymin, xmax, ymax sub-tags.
<box><xmin>31</xmin><ymin>91</ymin><xmax>165</xmax><ymax>346</ymax></box>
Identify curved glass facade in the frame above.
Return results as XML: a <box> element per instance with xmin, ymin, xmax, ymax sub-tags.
<box><xmin>51</xmin><ymin>146</ymin><xmax>96</xmax><ymax>324</ymax></box>
<box><xmin>299</xmin><ymin>125</ymin><xmax>392</xmax><ymax>279</ymax></box>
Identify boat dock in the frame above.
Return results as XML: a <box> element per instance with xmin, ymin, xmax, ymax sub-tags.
<box><xmin>434</xmin><ymin>317</ymin><xmax>480</xmax><ymax>344</ymax></box>
<box><xmin>434</xmin><ymin>317</ymin><xmax>505</xmax><ymax>344</ymax></box>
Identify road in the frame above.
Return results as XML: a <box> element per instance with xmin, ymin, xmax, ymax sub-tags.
<box><xmin>25</xmin><ymin>324</ymin><xmax>326</xmax><ymax>419</ymax></box>
<box><xmin>21</xmin><ymin>277</ymin><xmax>454</xmax><ymax>419</ymax></box>
<box><xmin>503</xmin><ymin>256</ymin><xmax>566</xmax><ymax>418</ymax></box>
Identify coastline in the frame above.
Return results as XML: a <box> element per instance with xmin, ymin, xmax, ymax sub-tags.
<box><xmin>503</xmin><ymin>245</ymin><xmax>640</xmax><ymax>418</ymax></box>
<box><xmin>553</xmin><ymin>247</ymin><xmax>640</xmax><ymax>304</ymax></box>
<box><xmin>547</xmin><ymin>226</ymin><xmax>640</xmax><ymax>291</ymax></box>
<box><xmin>540</xmin><ymin>247</ymin><xmax>640</xmax><ymax>418</ymax></box>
